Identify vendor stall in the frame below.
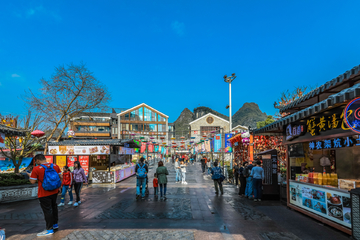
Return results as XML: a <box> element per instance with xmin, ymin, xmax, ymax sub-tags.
<box><xmin>253</xmin><ymin>64</ymin><xmax>360</xmax><ymax>235</ymax></box>
<box><xmin>47</xmin><ymin>139</ymin><xmax>140</xmax><ymax>184</ymax></box>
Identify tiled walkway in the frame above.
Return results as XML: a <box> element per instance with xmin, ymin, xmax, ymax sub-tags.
<box><xmin>0</xmin><ymin>162</ymin><xmax>351</xmax><ymax>240</ymax></box>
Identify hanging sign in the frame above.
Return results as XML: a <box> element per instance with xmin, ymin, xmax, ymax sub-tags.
<box><xmin>309</xmin><ymin>136</ymin><xmax>358</xmax><ymax>150</ymax></box>
<box><xmin>286</xmin><ymin>124</ymin><xmax>306</xmax><ymax>141</ymax></box>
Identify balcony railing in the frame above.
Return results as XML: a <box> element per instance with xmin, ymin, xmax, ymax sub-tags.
<box><xmin>75</xmin><ymin>130</ymin><xmax>111</xmax><ymax>133</ymax></box>
<box><xmin>72</xmin><ymin>119</ymin><xmax>110</xmax><ymax>123</ymax></box>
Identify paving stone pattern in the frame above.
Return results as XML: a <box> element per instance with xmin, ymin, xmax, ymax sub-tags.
<box><xmin>96</xmin><ymin>198</ymin><xmax>192</xmax><ymax>220</ymax></box>
<box><xmin>224</xmin><ymin>197</ymin><xmax>271</xmax><ymax>220</ymax></box>
<box><xmin>62</xmin><ymin>230</ymin><xmax>195</xmax><ymax>240</ymax></box>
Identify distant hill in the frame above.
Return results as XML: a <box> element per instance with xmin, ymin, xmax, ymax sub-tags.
<box><xmin>172</xmin><ymin>103</ymin><xmax>267</xmax><ymax>134</ymax></box>
<box><xmin>193</xmin><ymin>106</ymin><xmax>229</xmax><ymax>121</ymax></box>
<box><xmin>173</xmin><ymin>108</ymin><xmax>194</xmax><ymax>137</ymax></box>
<box><xmin>232</xmin><ymin>102</ymin><xmax>267</xmax><ymax>129</ymax></box>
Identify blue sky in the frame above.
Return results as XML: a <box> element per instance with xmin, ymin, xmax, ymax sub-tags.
<box><xmin>1</xmin><ymin>1</ymin><xmax>360</xmax><ymax>122</ymax></box>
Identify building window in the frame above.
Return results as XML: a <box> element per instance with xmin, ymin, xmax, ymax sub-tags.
<box><xmin>122</xmin><ymin>124</ymin><xmax>129</xmax><ymax>131</ymax></box>
<box><xmin>200</xmin><ymin>126</ymin><xmax>220</xmax><ymax>136</ymax></box>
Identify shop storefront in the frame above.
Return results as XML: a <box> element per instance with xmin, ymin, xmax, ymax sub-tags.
<box><xmin>47</xmin><ymin>139</ymin><xmax>140</xmax><ymax>184</ymax></box>
<box><xmin>253</xmin><ymin>65</ymin><xmax>360</xmax><ymax>235</ymax></box>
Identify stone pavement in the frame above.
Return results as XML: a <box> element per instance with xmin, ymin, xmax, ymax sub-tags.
<box><xmin>0</xmin><ymin>162</ymin><xmax>351</xmax><ymax>240</ymax></box>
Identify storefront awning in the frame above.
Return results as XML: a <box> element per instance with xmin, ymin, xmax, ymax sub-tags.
<box><xmin>254</xmin><ymin>82</ymin><xmax>360</xmax><ymax>135</ymax></box>
<box><xmin>49</xmin><ymin>139</ymin><xmax>141</xmax><ymax>148</ymax></box>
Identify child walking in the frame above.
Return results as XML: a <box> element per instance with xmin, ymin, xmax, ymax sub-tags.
<box><xmin>153</xmin><ymin>173</ymin><xmax>159</xmax><ymax>197</ymax></box>
<box><xmin>58</xmin><ymin>166</ymin><xmax>73</xmax><ymax>206</ymax></box>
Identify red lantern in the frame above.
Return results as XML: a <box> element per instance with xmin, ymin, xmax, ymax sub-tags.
<box><xmin>31</xmin><ymin>130</ymin><xmax>45</xmax><ymax>138</ymax></box>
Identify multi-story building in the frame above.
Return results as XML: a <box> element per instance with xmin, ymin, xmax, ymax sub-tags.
<box><xmin>117</xmin><ymin>103</ymin><xmax>169</xmax><ymax>141</ymax></box>
<box><xmin>69</xmin><ymin>109</ymin><xmax>126</xmax><ymax>139</ymax></box>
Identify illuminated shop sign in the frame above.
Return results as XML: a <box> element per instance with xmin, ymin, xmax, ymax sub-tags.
<box><xmin>309</xmin><ymin>136</ymin><xmax>358</xmax><ymax>150</ymax></box>
<box><xmin>286</xmin><ymin>124</ymin><xmax>305</xmax><ymax>140</ymax></box>
<box><xmin>344</xmin><ymin>97</ymin><xmax>360</xmax><ymax>134</ymax></box>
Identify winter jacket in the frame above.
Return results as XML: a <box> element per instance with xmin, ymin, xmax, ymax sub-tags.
<box><xmin>156</xmin><ymin>166</ymin><xmax>169</xmax><ymax>184</ymax></box>
<box><xmin>62</xmin><ymin>171</ymin><xmax>73</xmax><ymax>186</ymax></box>
<box><xmin>73</xmin><ymin>168</ymin><xmax>87</xmax><ymax>183</ymax></box>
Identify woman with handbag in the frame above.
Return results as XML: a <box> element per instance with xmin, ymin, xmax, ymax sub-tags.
<box><xmin>211</xmin><ymin>161</ymin><xmax>224</xmax><ymax>195</ymax></box>
<box><xmin>73</xmin><ymin>161</ymin><xmax>88</xmax><ymax>207</ymax></box>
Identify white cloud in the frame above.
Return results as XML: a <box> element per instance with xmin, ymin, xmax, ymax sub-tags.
<box><xmin>171</xmin><ymin>21</ymin><xmax>185</xmax><ymax>36</ymax></box>
<box><xmin>11</xmin><ymin>74</ymin><xmax>20</xmax><ymax>78</ymax></box>
<box><xmin>13</xmin><ymin>5</ymin><xmax>62</xmax><ymax>21</ymax></box>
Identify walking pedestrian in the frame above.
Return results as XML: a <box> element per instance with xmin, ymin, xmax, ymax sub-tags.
<box><xmin>244</xmin><ymin>161</ymin><xmax>254</xmax><ymax>199</ymax></box>
<box><xmin>136</xmin><ymin>157</ymin><xmax>148</xmax><ymax>200</ymax></box>
<box><xmin>180</xmin><ymin>160</ymin><xmax>187</xmax><ymax>184</ymax></box>
<box><xmin>153</xmin><ymin>173</ymin><xmax>158</xmax><ymax>197</ymax></box>
<box><xmin>190</xmin><ymin>156</ymin><xmax>194</xmax><ymax>165</ymax></box>
<box><xmin>58</xmin><ymin>166</ymin><xmax>73</xmax><ymax>207</ymax></box>
<box><xmin>73</xmin><ymin>161</ymin><xmax>88</xmax><ymax>207</ymax></box>
<box><xmin>200</xmin><ymin>156</ymin><xmax>206</xmax><ymax>173</ymax></box>
<box><xmin>175</xmin><ymin>158</ymin><xmax>182</xmax><ymax>183</ymax></box>
<box><xmin>233</xmin><ymin>162</ymin><xmax>240</xmax><ymax>188</ymax></box>
<box><xmin>211</xmin><ymin>161</ymin><xmax>223</xmax><ymax>195</ymax></box>
<box><xmin>156</xmin><ymin>161</ymin><xmax>169</xmax><ymax>200</ymax></box>
<box><xmin>239</xmin><ymin>162</ymin><xmax>247</xmax><ymax>196</ymax></box>
<box><xmin>28</xmin><ymin>154</ymin><xmax>62</xmax><ymax>236</ymax></box>
<box><xmin>251</xmin><ymin>160</ymin><xmax>264</xmax><ymax>202</ymax></box>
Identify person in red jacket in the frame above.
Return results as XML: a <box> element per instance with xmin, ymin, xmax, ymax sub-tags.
<box><xmin>58</xmin><ymin>166</ymin><xmax>73</xmax><ymax>207</ymax></box>
<box><xmin>153</xmin><ymin>173</ymin><xmax>159</xmax><ymax>197</ymax></box>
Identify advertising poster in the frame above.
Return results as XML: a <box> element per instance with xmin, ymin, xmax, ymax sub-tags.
<box><xmin>201</xmin><ymin>142</ymin><xmax>205</xmax><ymax>152</ymax></box>
<box><xmin>289</xmin><ymin>181</ymin><xmax>351</xmax><ymax>228</ymax></box>
<box><xmin>148</xmin><ymin>144</ymin><xmax>154</xmax><ymax>153</ymax></box>
<box><xmin>48</xmin><ymin>146</ymin><xmax>109</xmax><ymax>155</ymax></box>
<box><xmin>140</xmin><ymin>142</ymin><xmax>146</xmax><ymax>153</ymax></box>
<box><xmin>205</xmin><ymin>140</ymin><xmax>211</xmax><ymax>152</ymax></box>
<box><xmin>79</xmin><ymin>156</ymin><xmax>89</xmax><ymax>175</ymax></box>
<box><xmin>0</xmin><ymin>157</ymin><xmax>32</xmax><ymax>172</ymax></box>
<box><xmin>214</xmin><ymin>134</ymin><xmax>222</xmax><ymax>152</ymax></box>
<box><xmin>155</xmin><ymin>145</ymin><xmax>159</xmax><ymax>153</ymax></box>
<box><xmin>67</xmin><ymin>156</ymin><xmax>77</xmax><ymax>171</ymax></box>
<box><xmin>45</xmin><ymin>156</ymin><xmax>53</xmax><ymax>164</ymax></box>
<box><xmin>0</xmin><ymin>133</ymin><xmax>5</xmax><ymax>148</ymax></box>
<box><xmin>225</xmin><ymin>134</ymin><xmax>233</xmax><ymax>153</ymax></box>
<box><xmin>56</xmin><ymin>156</ymin><xmax>66</xmax><ymax>170</ymax></box>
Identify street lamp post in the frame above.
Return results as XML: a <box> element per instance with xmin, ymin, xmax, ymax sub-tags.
<box><xmin>224</xmin><ymin>73</ymin><xmax>236</xmax><ymax>170</ymax></box>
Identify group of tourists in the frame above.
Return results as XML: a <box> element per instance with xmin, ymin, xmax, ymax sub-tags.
<box><xmin>233</xmin><ymin>160</ymin><xmax>264</xmax><ymax>201</ymax></box>
<box><xmin>27</xmin><ymin>154</ymin><xmax>88</xmax><ymax>237</ymax></box>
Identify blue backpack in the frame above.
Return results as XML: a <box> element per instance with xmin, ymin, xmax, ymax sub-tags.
<box><xmin>212</xmin><ymin>167</ymin><xmax>222</xmax><ymax>180</ymax></box>
<box><xmin>137</xmin><ymin>163</ymin><xmax>147</xmax><ymax>179</ymax></box>
<box><xmin>40</xmin><ymin>164</ymin><xmax>61</xmax><ymax>191</ymax></box>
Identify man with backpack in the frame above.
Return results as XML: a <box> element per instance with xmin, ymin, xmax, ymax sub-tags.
<box><xmin>135</xmin><ymin>157</ymin><xmax>148</xmax><ymax>200</ymax></box>
<box><xmin>243</xmin><ymin>161</ymin><xmax>254</xmax><ymax>199</ymax></box>
<box><xmin>210</xmin><ymin>161</ymin><xmax>224</xmax><ymax>195</ymax></box>
<box><xmin>27</xmin><ymin>154</ymin><xmax>62</xmax><ymax>237</ymax></box>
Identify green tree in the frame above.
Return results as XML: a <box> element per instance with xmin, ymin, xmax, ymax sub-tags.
<box><xmin>256</xmin><ymin>115</ymin><xmax>275</xmax><ymax>129</ymax></box>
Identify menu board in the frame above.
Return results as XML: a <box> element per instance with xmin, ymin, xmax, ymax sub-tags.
<box><xmin>48</xmin><ymin>146</ymin><xmax>110</xmax><ymax>155</ymax></box>
<box><xmin>56</xmin><ymin>156</ymin><xmax>66</xmax><ymax>170</ymax></box>
<box><xmin>79</xmin><ymin>156</ymin><xmax>89</xmax><ymax>175</ymax></box>
<box><xmin>289</xmin><ymin>181</ymin><xmax>351</xmax><ymax>228</ymax></box>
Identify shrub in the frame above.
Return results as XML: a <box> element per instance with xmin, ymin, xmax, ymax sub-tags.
<box><xmin>0</xmin><ymin>173</ymin><xmax>31</xmax><ymax>187</ymax></box>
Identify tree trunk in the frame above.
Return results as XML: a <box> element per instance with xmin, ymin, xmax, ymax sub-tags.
<box><xmin>13</xmin><ymin>158</ymin><xmax>22</xmax><ymax>173</ymax></box>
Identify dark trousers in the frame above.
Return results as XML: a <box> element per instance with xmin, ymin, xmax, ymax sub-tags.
<box><xmin>159</xmin><ymin>183</ymin><xmax>167</xmax><ymax>196</ymax></box>
<box><xmin>234</xmin><ymin>173</ymin><xmax>239</xmax><ymax>185</ymax></box>
<box><xmin>39</xmin><ymin>193</ymin><xmax>58</xmax><ymax>230</ymax></box>
<box><xmin>74</xmin><ymin>182</ymin><xmax>83</xmax><ymax>202</ymax></box>
<box><xmin>239</xmin><ymin>175</ymin><xmax>246</xmax><ymax>195</ymax></box>
<box><xmin>253</xmin><ymin>178</ymin><xmax>263</xmax><ymax>200</ymax></box>
<box><xmin>201</xmin><ymin>164</ymin><xmax>205</xmax><ymax>173</ymax></box>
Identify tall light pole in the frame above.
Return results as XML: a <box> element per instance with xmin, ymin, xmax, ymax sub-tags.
<box><xmin>224</xmin><ymin>73</ymin><xmax>236</xmax><ymax>170</ymax></box>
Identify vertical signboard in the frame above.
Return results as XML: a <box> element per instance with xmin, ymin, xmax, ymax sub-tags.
<box><xmin>214</xmin><ymin>134</ymin><xmax>222</xmax><ymax>152</ymax></box>
<box><xmin>205</xmin><ymin>140</ymin><xmax>211</xmax><ymax>152</ymax></box>
<box><xmin>140</xmin><ymin>142</ymin><xmax>146</xmax><ymax>153</ymax></box>
<box><xmin>0</xmin><ymin>133</ymin><xmax>5</xmax><ymax>148</ymax></box>
<box><xmin>67</xmin><ymin>156</ymin><xmax>77</xmax><ymax>171</ymax></box>
<box><xmin>225</xmin><ymin>133</ymin><xmax>233</xmax><ymax>153</ymax></box>
<box><xmin>79</xmin><ymin>156</ymin><xmax>89</xmax><ymax>175</ymax></box>
<box><xmin>155</xmin><ymin>145</ymin><xmax>159</xmax><ymax>153</ymax></box>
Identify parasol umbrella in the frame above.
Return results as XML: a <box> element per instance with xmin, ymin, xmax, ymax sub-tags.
<box><xmin>31</xmin><ymin>130</ymin><xmax>45</xmax><ymax>138</ymax></box>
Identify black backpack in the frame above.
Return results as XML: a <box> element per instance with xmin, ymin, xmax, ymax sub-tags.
<box><xmin>243</xmin><ymin>166</ymin><xmax>251</xmax><ymax>178</ymax></box>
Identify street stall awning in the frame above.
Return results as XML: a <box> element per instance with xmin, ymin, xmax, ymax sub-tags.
<box><xmin>254</xmin><ymin>82</ymin><xmax>360</xmax><ymax>135</ymax></box>
<box><xmin>0</xmin><ymin>124</ymin><xmax>28</xmax><ymax>136</ymax></box>
<box><xmin>48</xmin><ymin>139</ymin><xmax>141</xmax><ymax>148</ymax></box>
<box><xmin>279</xmin><ymin>64</ymin><xmax>360</xmax><ymax>114</ymax></box>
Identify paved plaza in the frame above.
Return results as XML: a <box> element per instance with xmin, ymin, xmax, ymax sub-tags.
<box><xmin>0</xmin><ymin>162</ymin><xmax>351</xmax><ymax>240</ymax></box>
